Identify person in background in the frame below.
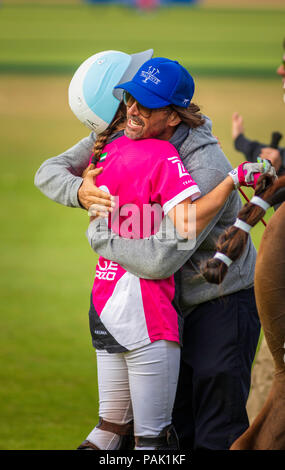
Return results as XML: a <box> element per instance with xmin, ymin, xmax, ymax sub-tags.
<box><xmin>232</xmin><ymin>112</ymin><xmax>284</xmax><ymax>175</ymax></box>
<box><xmin>232</xmin><ymin>40</ymin><xmax>285</xmax><ymax>178</ymax></box>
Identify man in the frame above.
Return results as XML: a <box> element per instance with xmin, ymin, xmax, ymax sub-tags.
<box><xmin>35</xmin><ymin>56</ymin><xmax>260</xmax><ymax>450</ymax></box>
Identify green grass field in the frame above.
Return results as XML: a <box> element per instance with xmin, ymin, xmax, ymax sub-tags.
<box><xmin>0</xmin><ymin>3</ymin><xmax>284</xmax><ymax>76</ymax></box>
<box><xmin>0</xmin><ymin>2</ymin><xmax>284</xmax><ymax>450</ymax></box>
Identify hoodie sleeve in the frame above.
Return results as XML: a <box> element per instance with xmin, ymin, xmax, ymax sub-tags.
<box><xmin>34</xmin><ymin>133</ymin><xmax>95</xmax><ymax>208</ymax></box>
<box><xmin>86</xmin><ymin>167</ymin><xmax>231</xmax><ymax>279</ymax></box>
<box><xmin>86</xmin><ymin>216</ymin><xmax>192</xmax><ymax>279</ymax></box>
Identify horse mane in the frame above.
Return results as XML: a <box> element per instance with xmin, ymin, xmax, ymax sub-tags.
<box><xmin>231</xmin><ymin>201</ymin><xmax>285</xmax><ymax>450</ymax></box>
<box><xmin>201</xmin><ymin>175</ymin><xmax>285</xmax><ymax>285</ymax></box>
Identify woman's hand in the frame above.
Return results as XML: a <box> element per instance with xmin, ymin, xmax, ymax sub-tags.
<box><xmin>228</xmin><ymin>160</ymin><xmax>277</xmax><ymax>189</ymax></box>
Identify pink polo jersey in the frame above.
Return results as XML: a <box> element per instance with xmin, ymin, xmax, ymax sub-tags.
<box><xmin>89</xmin><ymin>135</ymin><xmax>200</xmax><ymax>353</ymax></box>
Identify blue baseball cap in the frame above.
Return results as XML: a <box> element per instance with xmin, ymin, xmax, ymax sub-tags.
<box><xmin>114</xmin><ymin>57</ymin><xmax>195</xmax><ymax>109</ymax></box>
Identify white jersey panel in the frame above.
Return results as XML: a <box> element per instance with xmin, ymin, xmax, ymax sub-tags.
<box><xmin>99</xmin><ymin>272</ymin><xmax>150</xmax><ymax>350</ymax></box>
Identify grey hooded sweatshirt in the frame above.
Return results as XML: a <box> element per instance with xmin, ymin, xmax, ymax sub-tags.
<box><xmin>34</xmin><ymin>116</ymin><xmax>256</xmax><ymax>317</ymax></box>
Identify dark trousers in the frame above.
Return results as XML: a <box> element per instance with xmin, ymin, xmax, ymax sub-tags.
<box><xmin>172</xmin><ymin>287</ymin><xmax>261</xmax><ymax>450</ymax></box>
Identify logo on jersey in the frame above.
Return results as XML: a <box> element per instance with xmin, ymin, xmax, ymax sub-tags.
<box><xmin>140</xmin><ymin>66</ymin><xmax>161</xmax><ymax>85</ymax></box>
<box><xmin>100</xmin><ymin>152</ymin><xmax>108</xmax><ymax>162</ymax></box>
<box><xmin>168</xmin><ymin>156</ymin><xmax>189</xmax><ymax>178</ymax></box>
<box><xmin>96</xmin><ymin>259</ymin><xmax>119</xmax><ymax>281</ymax></box>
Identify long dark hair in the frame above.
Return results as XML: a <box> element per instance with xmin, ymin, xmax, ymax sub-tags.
<box><xmin>172</xmin><ymin>102</ymin><xmax>205</xmax><ymax>129</ymax></box>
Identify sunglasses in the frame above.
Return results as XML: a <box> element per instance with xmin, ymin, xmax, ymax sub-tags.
<box><xmin>123</xmin><ymin>91</ymin><xmax>171</xmax><ymax>118</ymax></box>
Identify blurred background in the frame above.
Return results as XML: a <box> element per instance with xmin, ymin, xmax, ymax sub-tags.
<box><xmin>0</xmin><ymin>0</ymin><xmax>284</xmax><ymax>450</ymax></box>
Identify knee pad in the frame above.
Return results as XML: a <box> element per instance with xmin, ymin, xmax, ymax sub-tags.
<box><xmin>135</xmin><ymin>424</ymin><xmax>179</xmax><ymax>450</ymax></box>
<box><xmin>77</xmin><ymin>417</ymin><xmax>134</xmax><ymax>450</ymax></box>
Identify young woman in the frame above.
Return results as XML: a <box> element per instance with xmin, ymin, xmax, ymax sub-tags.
<box><xmin>80</xmin><ymin>122</ymin><xmax>270</xmax><ymax>451</ymax></box>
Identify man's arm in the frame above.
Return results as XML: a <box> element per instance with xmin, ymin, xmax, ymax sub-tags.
<box><xmin>234</xmin><ymin>134</ymin><xmax>285</xmax><ymax>174</ymax></box>
<box><xmin>87</xmin><ymin>216</ymin><xmax>189</xmax><ymax>279</ymax></box>
<box><xmin>34</xmin><ymin>133</ymin><xmax>95</xmax><ymax>207</ymax></box>
<box><xmin>86</xmin><ymin>167</ymin><xmax>231</xmax><ymax>280</ymax></box>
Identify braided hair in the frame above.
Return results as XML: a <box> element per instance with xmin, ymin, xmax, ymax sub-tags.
<box><xmin>82</xmin><ymin>102</ymin><xmax>126</xmax><ymax>178</ymax></box>
<box><xmin>92</xmin><ymin>102</ymin><xmax>126</xmax><ymax>164</ymax></box>
<box><xmin>201</xmin><ymin>174</ymin><xmax>285</xmax><ymax>285</ymax></box>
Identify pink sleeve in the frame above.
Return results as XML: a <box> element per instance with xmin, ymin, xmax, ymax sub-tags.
<box><xmin>150</xmin><ymin>151</ymin><xmax>201</xmax><ymax>215</ymax></box>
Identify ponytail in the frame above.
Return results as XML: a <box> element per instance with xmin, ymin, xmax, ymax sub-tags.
<box><xmin>92</xmin><ymin>102</ymin><xmax>126</xmax><ymax>164</ymax></box>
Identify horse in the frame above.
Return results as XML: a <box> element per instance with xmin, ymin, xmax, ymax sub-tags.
<box><xmin>230</xmin><ymin>199</ymin><xmax>285</xmax><ymax>450</ymax></box>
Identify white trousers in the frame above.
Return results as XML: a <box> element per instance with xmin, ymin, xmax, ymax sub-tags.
<box><xmin>86</xmin><ymin>340</ymin><xmax>180</xmax><ymax>450</ymax></box>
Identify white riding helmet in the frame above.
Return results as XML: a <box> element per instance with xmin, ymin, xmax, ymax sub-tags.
<box><xmin>68</xmin><ymin>49</ymin><xmax>153</xmax><ymax>134</ymax></box>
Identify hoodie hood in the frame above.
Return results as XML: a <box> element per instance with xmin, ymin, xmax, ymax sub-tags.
<box><xmin>170</xmin><ymin>115</ymin><xmax>218</xmax><ymax>154</ymax></box>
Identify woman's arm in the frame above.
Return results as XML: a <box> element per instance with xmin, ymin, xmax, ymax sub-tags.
<box><xmin>86</xmin><ymin>161</ymin><xmax>273</xmax><ymax>279</ymax></box>
<box><xmin>168</xmin><ymin>160</ymin><xmax>275</xmax><ymax>239</ymax></box>
<box><xmin>86</xmin><ymin>175</ymin><xmax>235</xmax><ymax>279</ymax></box>
<box><xmin>168</xmin><ymin>175</ymin><xmax>234</xmax><ymax>238</ymax></box>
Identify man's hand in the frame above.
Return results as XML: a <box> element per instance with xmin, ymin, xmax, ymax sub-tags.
<box><xmin>259</xmin><ymin>147</ymin><xmax>282</xmax><ymax>172</ymax></box>
<box><xmin>78</xmin><ymin>166</ymin><xmax>114</xmax><ymax>212</ymax></box>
